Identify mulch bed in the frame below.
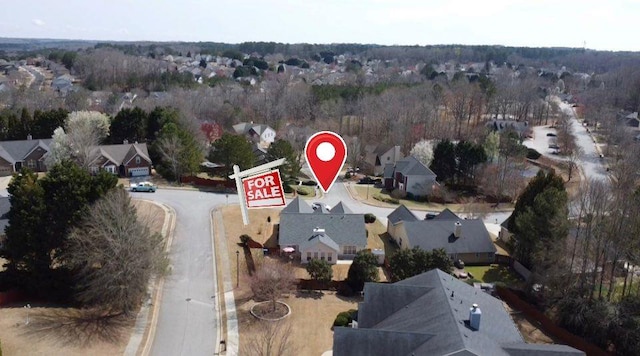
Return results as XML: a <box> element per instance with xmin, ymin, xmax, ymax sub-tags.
<box><xmin>251</xmin><ymin>301</ymin><xmax>289</xmax><ymax>320</ymax></box>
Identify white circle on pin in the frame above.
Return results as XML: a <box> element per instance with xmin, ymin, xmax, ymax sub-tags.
<box><xmin>316</xmin><ymin>142</ymin><xmax>336</xmax><ymax>162</ymax></box>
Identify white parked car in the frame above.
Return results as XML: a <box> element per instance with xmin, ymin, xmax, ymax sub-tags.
<box><xmin>130</xmin><ymin>181</ymin><xmax>157</xmax><ymax>192</ymax></box>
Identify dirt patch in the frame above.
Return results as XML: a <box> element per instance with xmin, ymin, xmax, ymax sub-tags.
<box><xmin>0</xmin><ymin>200</ymin><xmax>166</xmax><ymax>356</ymax></box>
<box><xmin>504</xmin><ymin>303</ymin><xmax>558</xmax><ymax>344</ymax></box>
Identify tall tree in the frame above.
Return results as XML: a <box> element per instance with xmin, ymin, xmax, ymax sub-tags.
<box><xmin>389</xmin><ymin>247</ymin><xmax>453</xmax><ymax>282</ymax></box>
<box><xmin>346</xmin><ymin>250</ymin><xmax>379</xmax><ymax>292</ymax></box>
<box><xmin>430</xmin><ymin>140</ymin><xmax>456</xmax><ymax>183</ymax></box>
<box><xmin>109</xmin><ymin>107</ymin><xmax>148</xmax><ymax>144</ymax></box>
<box><xmin>306</xmin><ymin>259</ymin><xmax>333</xmax><ymax>284</ymax></box>
<box><xmin>250</xmin><ymin>259</ymin><xmax>296</xmax><ymax>312</ymax></box>
<box><xmin>266</xmin><ymin>139</ymin><xmax>301</xmax><ymax>179</ymax></box>
<box><xmin>208</xmin><ymin>133</ymin><xmax>254</xmax><ymax>178</ymax></box>
<box><xmin>66</xmin><ymin>189</ymin><xmax>166</xmax><ymax>315</ymax></box>
<box><xmin>46</xmin><ymin>111</ymin><xmax>111</xmax><ymax>169</ymax></box>
<box><xmin>154</xmin><ymin>122</ymin><xmax>203</xmax><ymax>181</ymax></box>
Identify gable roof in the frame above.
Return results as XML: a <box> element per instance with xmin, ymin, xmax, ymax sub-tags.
<box><xmin>329</xmin><ymin>202</ymin><xmax>352</xmax><ymax>214</ymax></box>
<box><xmin>388</xmin><ymin>205</ymin><xmax>418</xmax><ymax>225</ymax></box>
<box><xmin>0</xmin><ymin>139</ymin><xmax>52</xmax><ymax>163</ymax></box>
<box><xmin>279</xmin><ymin>198</ymin><xmax>366</xmax><ymax>248</ymax></box>
<box><xmin>402</xmin><ymin>218</ymin><xmax>497</xmax><ymax>255</ymax></box>
<box><xmin>333</xmin><ymin>269</ymin><xmax>584</xmax><ymax>356</ymax></box>
<box><xmin>394</xmin><ymin>155</ymin><xmax>436</xmax><ymax>177</ymax></box>
<box><xmin>300</xmin><ymin>230</ymin><xmax>340</xmax><ymax>252</ymax></box>
<box><xmin>91</xmin><ymin>143</ymin><xmax>151</xmax><ymax>166</ymax></box>
<box><xmin>433</xmin><ymin>208</ymin><xmax>460</xmax><ymax>220</ymax></box>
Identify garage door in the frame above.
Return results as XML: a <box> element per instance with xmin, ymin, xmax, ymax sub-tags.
<box><xmin>129</xmin><ymin>167</ymin><xmax>150</xmax><ymax>177</ymax></box>
<box><xmin>0</xmin><ymin>166</ymin><xmax>13</xmax><ymax>177</ymax></box>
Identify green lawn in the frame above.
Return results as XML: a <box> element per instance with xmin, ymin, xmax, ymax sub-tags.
<box><xmin>465</xmin><ymin>265</ymin><xmax>523</xmax><ymax>287</ymax></box>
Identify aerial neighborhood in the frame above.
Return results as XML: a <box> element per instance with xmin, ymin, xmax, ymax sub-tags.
<box><xmin>1</xmin><ymin>36</ymin><xmax>640</xmax><ymax>356</ymax></box>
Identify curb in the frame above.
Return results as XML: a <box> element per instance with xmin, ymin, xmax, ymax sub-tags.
<box><xmin>123</xmin><ymin>200</ymin><xmax>176</xmax><ymax>356</ymax></box>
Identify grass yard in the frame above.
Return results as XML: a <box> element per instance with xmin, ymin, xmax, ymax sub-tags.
<box><xmin>465</xmin><ymin>264</ymin><xmax>523</xmax><ymax>287</ymax></box>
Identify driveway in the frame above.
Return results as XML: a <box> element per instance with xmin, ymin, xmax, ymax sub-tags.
<box><xmin>132</xmin><ymin>188</ymin><xmax>237</xmax><ymax>356</ymax></box>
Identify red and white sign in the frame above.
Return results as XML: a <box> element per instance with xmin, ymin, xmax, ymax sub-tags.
<box><xmin>242</xmin><ymin>170</ymin><xmax>286</xmax><ymax>208</ymax></box>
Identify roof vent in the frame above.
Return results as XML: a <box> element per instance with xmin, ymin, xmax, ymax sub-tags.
<box><xmin>454</xmin><ymin>221</ymin><xmax>462</xmax><ymax>238</ymax></box>
<box><xmin>313</xmin><ymin>227</ymin><xmax>325</xmax><ymax>234</ymax></box>
<box><xmin>469</xmin><ymin>304</ymin><xmax>481</xmax><ymax>330</ymax></box>
<box><xmin>27</xmin><ymin>134</ymin><xmax>32</xmax><ymax>140</ymax></box>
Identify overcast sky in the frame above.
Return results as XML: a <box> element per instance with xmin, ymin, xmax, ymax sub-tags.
<box><xmin>2</xmin><ymin>0</ymin><xmax>639</xmax><ymax>51</ymax></box>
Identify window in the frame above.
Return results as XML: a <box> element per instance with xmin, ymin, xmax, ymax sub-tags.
<box><xmin>307</xmin><ymin>252</ymin><xmax>311</xmax><ymax>262</ymax></box>
<box><xmin>314</xmin><ymin>252</ymin><xmax>319</xmax><ymax>259</ymax></box>
<box><xmin>135</xmin><ymin>156</ymin><xmax>141</xmax><ymax>164</ymax></box>
<box><xmin>343</xmin><ymin>246</ymin><xmax>357</xmax><ymax>255</ymax></box>
<box><xmin>27</xmin><ymin>160</ymin><xmax>36</xmax><ymax>169</ymax></box>
<box><xmin>89</xmin><ymin>166</ymin><xmax>99</xmax><ymax>175</ymax></box>
<box><xmin>321</xmin><ymin>252</ymin><xmax>325</xmax><ymax>261</ymax></box>
<box><xmin>328</xmin><ymin>253</ymin><xmax>332</xmax><ymax>262</ymax></box>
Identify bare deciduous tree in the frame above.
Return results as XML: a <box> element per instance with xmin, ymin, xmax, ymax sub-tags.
<box><xmin>250</xmin><ymin>259</ymin><xmax>296</xmax><ymax>312</ymax></box>
<box><xmin>66</xmin><ymin>188</ymin><xmax>167</xmax><ymax>316</ymax></box>
<box><xmin>242</xmin><ymin>320</ymin><xmax>295</xmax><ymax>356</ymax></box>
<box><xmin>46</xmin><ymin>111</ymin><xmax>110</xmax><ymax>169</ymax></box>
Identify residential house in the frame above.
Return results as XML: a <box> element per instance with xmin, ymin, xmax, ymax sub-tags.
<box><xmin>384</xmin><ymin>156</ymin><xmax>437</xmax><ymax>199</ymax></box>
<box><xmin>624</xmin><ymin>112</ymin><xmax>639</xmax><ymax>128</ymax></box>
<box><xmin>333</xmin><ymin>269</ymin><xmax>584</xmax><ymax>356</ymax></box>
<box><xmin>233</xmin><ymin>122</ymin><xmax>276</xmax><ymax>147</ymax></box>
<box><xmin>278</xmin><ymin>197</ymin><xmax>366</xmax><ymax>263</ymax></box>
<box><xmin>363</xmin><ymin>144</ymin><xmax>402</xmax><ymax>176</ymax></box>
<box><xmin>88</xmin><ymin>143</ymin><xmax>152</xmax><ymax>177</ymax></box>
<box><xmin>0</xmin><ymin>137</ymin><xmax>52</xmax><ymax>176</ymax></box>
<box><xmin>387</xmin><ymin>206</ymin><xmax>497</xmax><ymax>264</ymax></box>
<box><xmin>252</xmin><ymin>144</ymin><xmax>268</xmax><ymax>166</ymax></box>
<box><xmin>487</xmin><ymin>119</ymin><xmax>532</xmax><ymax>138</ymax></box>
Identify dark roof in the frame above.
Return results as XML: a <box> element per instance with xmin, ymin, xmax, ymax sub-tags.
<box><xmin>433</xmin><ymin>208</ymin><xmax>460</xmax><ymax>220</ymax></box>
<box><xmin>333</xmin><ymin>269</ymin><xmax>584</xmax><ymax>356</ymax></box>
<box><xmin>279</xmin><ymin>198</ymin><xmax>366</xmax><ymax>248</ymax></box>
<box><xmin>394</xmin><ymin>156</ymin><xmax>437</xmax><ymax>177</ymax></box>
<box><xmin>402</xmin><ymin>218</ymin><xmax>497</xmax><ymax>255</ymax></box>
<box><xmin>388</xmin><ymin>205</ymin><xmax>418</xmax><ymax>225</ymax></box>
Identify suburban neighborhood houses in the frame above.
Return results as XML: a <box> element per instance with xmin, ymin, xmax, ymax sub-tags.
<box><xmin>2</xmin><ymin>35</ymin><xmax>640</xmax><ymax>356</ymax></box>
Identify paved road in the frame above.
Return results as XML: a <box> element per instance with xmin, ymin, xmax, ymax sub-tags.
<box><xmin>558</xmin><ymin>101</ymin><xmax>609</xmax><ymax>182</ymax></box>
<box><xmin>132</xmin><ymin>189</ymin><xmax>237</xmax><ymax>356</ymax></box>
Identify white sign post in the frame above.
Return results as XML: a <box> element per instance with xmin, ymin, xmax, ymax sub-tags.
<box><xmin>229</xmin><ymin>158</ymin><xmax>286</xmax><ymax>225</ymax></box>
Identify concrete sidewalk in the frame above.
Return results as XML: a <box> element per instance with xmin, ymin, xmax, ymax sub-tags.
<box><xmin>213</xmin><ymin>210</ymin><xmax>239</xmax><ymax>355</ymax></box>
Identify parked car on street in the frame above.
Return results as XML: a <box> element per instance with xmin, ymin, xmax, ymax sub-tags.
<box><xmin>358</xmin><ymin>177</ymin><xmax>382</xmax><ymax>185</ymax></box>
<box><xmin>130</xmin><ymin>181</ymin><xmax>157</xmax><ymax>192</ymax></box>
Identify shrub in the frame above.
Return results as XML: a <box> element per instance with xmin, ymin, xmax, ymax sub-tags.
<box><xmin>373</xmin><ymin>194</ymin><xmax>399</xmax><ymax>204</ymax></box>
<box><xmin>295</xmin><ymin>187</ymin><xmax>309</xmax><ymax>196</ymax></box>
<box><xmin>333</xmin><ymin>309</ymin><xmax>357</xmax><ymax>327</ymax></box>
<box><xmin>301</xmin><ymin>180</ymin><xmax>317</xmax><ymax>186</ymax></box>
<box><xmin>526</xmin><ymin>148</ymin><xmax>541</xmax><ymax>160</ymax></box>
<box><xmin>390</xmin><ymin>188</ymin><xmax>407</xmax><ymax>199</ymax></box>
<box><xmin>345</xmin><ymin>172</ymin><xmax>352</xmax><ymax>179</ymax></box>
<box><xmin>283</xmin><ymin>184</ymin><xmax>293</xmax><ymax>193</ymax></box>
<box><xmin>364</xmin><ymin>213</ymin><xmax>377</xmax><ymax>223</ymax></box>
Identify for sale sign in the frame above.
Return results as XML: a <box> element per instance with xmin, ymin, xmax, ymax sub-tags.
<box><xmin>242</xmin><ymin>170</ymin><xmax>286</xmax><ymax>208</ymax></box>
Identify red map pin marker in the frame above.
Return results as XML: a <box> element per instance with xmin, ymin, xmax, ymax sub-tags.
<box><xmin>304</xmin><ymin>131</ymin><xmax>347</xmax><ymax>193</ymax></box>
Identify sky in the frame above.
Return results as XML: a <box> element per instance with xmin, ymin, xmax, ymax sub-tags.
<box><xmin>2</xmin><ymin>0</ymin><xmax>639</xmax><ymax>51</ymax></box>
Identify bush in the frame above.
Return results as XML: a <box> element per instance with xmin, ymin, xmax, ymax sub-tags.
<box><xmin>295</xmin><ymin>187</ymin><xmax>310</xmax><ymax>196</ymax></box>
<box><xmin>345</xmin><ymin>172</ymin><xmax>352</xmax><ymax>179</ymax></box>
<box><xmin>364</xmin><ymin>213</ymin><xmax>377</xmax><ymax>223</ymax></box>
<box><xmin>526</xmin><ymin>148</ymin><xmax>541</xmax><ymax>160</ymax></box>
<box><xmin>389</xmin><ymin>188</ymin><xmax>407</xmax><ymax>199</ymax></box>
<box><xmin>333</xmin><ymin>309</ymin><xmax>357</xmax><ymax>327</ymax></box>
<box><xmin>283</xmin><ymin>184</ymin><xmax>293</xmax><ymax>193</ymax></box>
<box><xmin>301</xmin><ymin>180</ymin><xmax>318</xmax><ymax>186</ymax></box>
<box><xmin>373</xmin><ymin>194</ymin><xmax>399</xmax><ymax>204</ymax></box>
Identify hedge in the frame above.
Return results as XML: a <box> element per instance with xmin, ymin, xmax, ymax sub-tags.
<box><xmin>373</xmin><ymin>194</ymin><xmax>399</xmax><ymax>204</ymax></box>
<box><xmin>333</xmin><ymin>309</ymin><xmax>358</xmax><ymax>327</ymax></box>
<box><xmin>364</xmin><ymin>213</ymin><xmax>377</xmax><ymax>223</ymax></box>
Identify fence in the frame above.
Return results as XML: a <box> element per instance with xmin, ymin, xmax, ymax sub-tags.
<box><xmin>179</xmin><ymin>176</ymin><xmax>236</xmax><ymax>190</ymax></box>
<box><xmin>496</xmin><ymin>286</ymin><xmax>609</xmax><ymax>356</ymax></box>
<box><xmin>0</xmin><ymin>289</ymin><xmax>23</xmax><ymax>306</ymax></box>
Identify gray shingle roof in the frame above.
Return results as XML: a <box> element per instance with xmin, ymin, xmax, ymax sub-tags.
<box><xmin>330</xmin><ymin>202</ymin><xmax>352</xmax><ymax>214</ymax></box>
<box><xmin>93</xmin><ymin>143</ymin><xmax>151</xmax><ymax>165</ymax></box>
<box><xmin>433</xmin><ymin>208</ymin><xmax>460</xmax><ymax>220</ymax></box>
<box><xmin>395</xmin><ymin>155</ymin><xmax>437</xmax><ymax>177</ymax></box>
<box><xmin>333</xmin><ymin>269</ymin><xmax>584</xmax><ymax>356</ymax></box>
<box><xmin>0</xmin><ymin>139</ymin><xmax>52</xmax><ymax>162</ymax></box>
<box><xmin>383</xmin><ymin>163</ymin><xmax>395</xmax><ymax>178</ymax></box>
<box><xmin>279</xmin><ymin>198</ymin><xmax>366</xmax><ymax>248</ymax></box>
<box><xmin>402</xmin><ymin>219</ymin><xmax>497</xmax><ymax>255</ymax></box>
<box><xmin>388</xmin><ymin>205</ymin><xmax>418</xmax><ymax>225</ymax></box>
<box><xmin>300</xmin><ymin>231</ymin><xmax>340</xmax><ymax>252</ymax></box>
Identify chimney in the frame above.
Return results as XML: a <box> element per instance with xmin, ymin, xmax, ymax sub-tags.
<box><xmin>454</xmin><ymin>221</ymin><xmax>462</xmax><ymax>238</ymax></box>
<box><xmin>469</xmin><ymin>304</ymin><xmax>482</xmax><ymax>330</ymax></box>
<box><xmin>27</xmin><ymin>134</ymin><xmax>32</xmax><ymax>140</ymax></box>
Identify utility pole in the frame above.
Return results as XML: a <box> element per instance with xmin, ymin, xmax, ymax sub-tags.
<box><xmin>236</xmin><ymin>250</ymin><xmax>240</xmax><ymax>288</ymax></box>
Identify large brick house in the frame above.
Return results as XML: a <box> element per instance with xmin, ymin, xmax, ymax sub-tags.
<box><xmin>0</xmin><ymin>137</ymin><xmax>52</xmax><ymax>176</ymax></box>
